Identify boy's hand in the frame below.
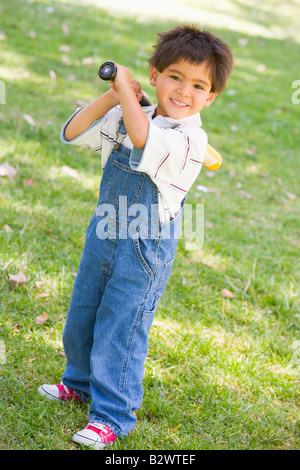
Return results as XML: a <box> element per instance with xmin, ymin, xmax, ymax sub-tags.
<box><xmin>110</xmin><ymin>64</ymin><xmax>143</xmax><ymax>102</ymax></box>
<box><xmin>111</xmin><ymin>64</ymin><xmax>149</xmax><ymax>149</ymax></box>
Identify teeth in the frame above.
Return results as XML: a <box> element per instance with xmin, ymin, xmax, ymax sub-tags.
<box><xmin>171</xmin><ymin>99</ymin><xmax>187</xmax><ymax>107</ymax></box>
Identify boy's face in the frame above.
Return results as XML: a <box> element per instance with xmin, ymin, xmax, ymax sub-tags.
<box><xmin>149</xmin><ymin>60</ymin><xmax>218</xmax><ymax>119</ymax></box>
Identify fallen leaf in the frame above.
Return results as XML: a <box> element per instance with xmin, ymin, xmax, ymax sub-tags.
<box><xmin>248</xmin><ymin>164</ymin><xmax>258</xmax><ymax>173</ymax></box>
<box><xmin>205</xmin><ymin>222</ymin><xmax>214</xmax><ymax>228</ymax></box>
<box><xmin>238</xmin><ymin>38</ymin><xmax>248</xmax><ymax>46</ymax></box>
<box><xmin>23</xmin><ymin>113</ymin><xmax>36</xmax><ymax>126</ymax></box>
<box><xmin>81</xmin><ymin>57</ymin><xmax>93</xmax><ymax>69</ymax></box>
<box><xmin>35</xmin><ymin>312</ymin><xmax>48</xmax><ymax>324</ymax></box>
<box><xmin>49</xmin><ymin>70</ymin><xmax>57</xmax><ymax>81</ymax></box>
<box><xmin>0</xmin><ymin>162</ymin><xmax>17</xmax><ymax>179</ymax></box>
<box><xmin>34</xmin><ymin>292</ymin><xmax>50</xmax><ymax>300</ymax></box>
<box><xmin>246</xmin><ymin>148</ymin><xmax>257</xmax><ymax>156</ymax></box>
<box><xmin>283</xmin><ymin>189</ymin><xmax>296</xmax><ymax>200</ymax></box>
<box><xmin>59</xmin><ymin>44</ymin><xmax>71</xmax><ymax>52</ymax></box>
<box><xmin>66</xmin><ymin>74</ymin><xmax>76</xmax><ymax>81</ymax></box>
<box><xmin>21</xmin><ymin>71</ymin><xmax>30</xmax><ymax>79</ymax></box>
<box><xmin>257</xmin><ymin>64</ymin><xmax>266</xmax><ymax>72</ymax></box>
<box><xmin>61</xmin><ymin>23</ymin><xmax>69</xmax><ymax>35</ymax></box>
<box><xmin>196</xmin><ymin>185</ymin><xmax>215</xmax><ymax>193</ymax></box>
<box><xmin>62</xmin><ymin>55</ymin><xmax>70</xmax><ymax>65</ymax></box>
<box><xmin>227</xmin><ymin>89</ymin><xmax>237</xmax><ymax>96</ymax></box>
<box><xmin>222</xmin><ymin>288</ymin><xmax>235</xmax><ymax>298</ymax></box>
<box><xmin>62</xmin><ymin>165</ymin><xmax>78</xmax><ymax>178</ymax></box>
<box><xmin>23</xmin><ymin>178</ymin><xmax>34</xmax><ymax>187</ymax></box>
<box><xmin>239</xmin><ymin>189</ymin><xmax>252</xmax><ymax>199</ymax></box>
<box><xmin>9</xmin><ymin>272</ymin><xmax>26</xmax><ymax>288</ymax></box>
<box><xmin>4</xmin><ymin>224</ymin><xmax>12</xmax><ymax>233</ymax></box>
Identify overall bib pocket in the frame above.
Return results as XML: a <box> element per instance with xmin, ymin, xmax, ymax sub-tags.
<box><xmin>106</xmin><ymin>158</ymin><xmax>145</xmax><ymax>207</ymax></box>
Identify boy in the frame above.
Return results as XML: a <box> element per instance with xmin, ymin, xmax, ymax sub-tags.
<box><xmin>38</xmin><ymin>25</ymin><xmax>233</xmax><ymax>449</ymax></box>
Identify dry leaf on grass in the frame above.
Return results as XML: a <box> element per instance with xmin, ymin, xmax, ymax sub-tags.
<box><xmin>8</xmin><ymin>272</ymin><xmax>26</xmax><ymax>288</ymax></box>
<box><xmin>62</xmin><ymin>165</ymin><xmax>78</xmax><ymax>178</ymax></box>
<box><xmin>35</xmin><ymin>312</ymin><xmax>48</xmax><ymax>325</ymax></box>
<box><xmin>34</xmin><ymin>292</ymin><xmax>50</xmax><ymax>300</ymax></box>
<box><xmin>0</xmin><ymin>162</ymin><xmax>17</xmax><ymax>179</ymax></box>
<box><xmin>222</xmin><ymin>288</ymin><xmax>235</xmax><ymax>298</ymax></box>
<box><xmin>4</xmin><ymin>224</ymin><xmax>12</xmax><ymax>233</ymax></box>
<box><xmin>49</xmin><ymin>70</ymin><xmax>57</xmax><ymax>81</ymax></box>
<box><xmin>23</xmin><ymin>114</ymin><xmax>36</xmax><ymax>126</ymax></box>
<box><xmin>196</xmin><ymin>185</ymin><xmax>215</xmax><ymax>193</ymax></box>
<box><xmin>61</xmin><ymin>23</ymin><xmax>69</xmax><ymax>35</ymax></box>
<box><xmin>81</xmin><ymin>57</ymin><xmax>93</xmax><ymax>69</ymax></box>
<box><xmin>23</xmin><ymin>178</ymin><xmax>34</xmax><ymax>187</ymax></box>
<box><xmin>283</xmin><ymin>189</ymin><xmax>296</xmax><ymax>200</ymax></box>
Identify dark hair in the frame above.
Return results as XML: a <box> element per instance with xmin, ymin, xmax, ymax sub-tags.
<box><xmin>148</xmin><ymin>25</ymin><xmax>233</xmax><ymax>93</ymax></box>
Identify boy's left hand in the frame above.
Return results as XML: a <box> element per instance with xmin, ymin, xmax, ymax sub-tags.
<box><xmin>110</xmin><ymin>64</ymin><xmax>144</xmax><ymax>102</ymax></box>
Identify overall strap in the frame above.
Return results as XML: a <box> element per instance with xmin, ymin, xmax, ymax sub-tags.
<box><xmin>114</xmin><ymin>117</ymin><xmax>127</xmax><ymax>150</ymax></box>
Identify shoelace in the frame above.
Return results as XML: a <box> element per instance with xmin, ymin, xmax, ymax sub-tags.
<box><xmin>60</xmin><ymin>382</ymin><xmax>72</xmax><ymax>395</ymax></box>
<box><xmin>87</xmin><ymin>422</ymin><xmax>108</xmax><ymax>434</ymax></box>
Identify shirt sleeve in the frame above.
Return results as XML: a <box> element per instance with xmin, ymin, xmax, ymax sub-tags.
<box><xmin>60</xmin><ymin>105</ymin><xmax>122</xmax><ymax>153</ymax></box>
<box><xmin>129</xmin><ymin>121</ymin><xmax>207</xmax><ymax>186</ymax></box>
<box><xmin>60</xmin><ymin>107</ymin><xmax>105</xmax><ymax>151</ymax></box>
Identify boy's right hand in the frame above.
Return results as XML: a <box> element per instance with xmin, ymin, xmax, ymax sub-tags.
<box><xmin>110</xmin><ymin>64</ymin><xmax>143</xmax><ymax>103</ymax></box>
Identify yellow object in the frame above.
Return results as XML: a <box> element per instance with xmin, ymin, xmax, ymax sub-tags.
<box><xmin>203</xmin><ymin>144</ymin><xmax>222</xmax><ymax>170</ymax></box>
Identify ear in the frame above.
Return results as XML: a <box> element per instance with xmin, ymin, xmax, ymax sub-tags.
<box><xmin>149</xmin><ymin>66</ymin><xmax>159</xmax><ymax>87</ymax></box>
<box><xmin>204</xmin><ymin>92</ymin><xmax>218</xmax><ymax>107</ymax></box>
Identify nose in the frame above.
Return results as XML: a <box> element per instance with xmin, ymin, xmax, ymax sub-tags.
<box><xmin>177</xmin><ymin>82</ymin><xmax>190</xmax><ymax>97</ymax></box>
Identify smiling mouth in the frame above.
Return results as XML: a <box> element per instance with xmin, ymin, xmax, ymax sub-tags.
<box><xmin>170</xmin><ymin>98</ymin><xmax>188</xmax><ymax>108</ymax></box>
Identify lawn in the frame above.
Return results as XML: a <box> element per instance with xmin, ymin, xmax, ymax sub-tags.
<box><xmin>0</xmin><ymin>0</ymin><xmax>299</xmax><ymax>450</ymax></box>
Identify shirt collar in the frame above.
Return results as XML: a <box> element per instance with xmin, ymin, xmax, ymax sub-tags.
<box><xmin>143</xmin><ymin>104</ymin><xmax>202</xmax><ymax>127</ymax></box>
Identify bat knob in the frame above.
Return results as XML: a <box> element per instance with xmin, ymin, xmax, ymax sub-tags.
<box><xmin>98</xmin><ymin>61</ymin><xmax>117</xmax><ymax>81</ymax></box>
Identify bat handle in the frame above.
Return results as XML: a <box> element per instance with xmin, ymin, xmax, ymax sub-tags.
<box><xmin>98</xmin><ymin>61</ymin><xmax>117</xmax><ymax>81</ymax></box>
<box><xmin>98</xmin><ymin>61</ymin><xmax>152</xmax><ymax>107</ymax></box>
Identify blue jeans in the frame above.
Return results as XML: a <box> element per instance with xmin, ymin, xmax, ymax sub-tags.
<box><xmin>62</xmin><ymin>138</ymin><xmax>183</xmax><ymax>438</ymax></box>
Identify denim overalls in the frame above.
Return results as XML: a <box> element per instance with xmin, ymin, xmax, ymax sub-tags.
<box><xmin>62</xmin><ymin>118</ymin><xmax>183</xmax><ymax>438</ymax></box>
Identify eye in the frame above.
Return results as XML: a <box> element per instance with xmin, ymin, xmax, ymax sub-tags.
<box><xmin>170</xmin><ymin>75</ymin><xmax>181</xmax><ymax>82</ymax></box>
<box><xmin>194</xmin><ymin>84</ymin><xmax>203</xmax><ymax>90</ymax></box>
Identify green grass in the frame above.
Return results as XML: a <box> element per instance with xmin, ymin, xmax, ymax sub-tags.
<box><xmin>0</xmin><ymin>0</ymin><xmax>299</xmax><ymax>450</ymax></box>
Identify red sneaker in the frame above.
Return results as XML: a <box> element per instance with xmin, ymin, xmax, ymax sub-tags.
<box><xmin>72</xmin><ymin>422</ymin><xmax>117</xmax><ymax>449</ymax></box>
<box><xmin>38</xmin><ymin>382</ymin><xmax>82</xmax><ymax>402</ymax></box>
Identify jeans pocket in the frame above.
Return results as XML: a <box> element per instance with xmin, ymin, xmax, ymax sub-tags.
<box><xmin>141</xmin><ymin>257</ymin><xmax>175</xmax><ymax>321</ymax></box>
<box><xmin>106</xmin><ymin>160</ymin><xmax>145</xmax><ymax>206</ymax></box>
<box><xmin>157</xmin><ymin>257</ymin><xmax>175</xmax><ymax>296</ymax></box>
<box><xmin>133</xmin><ymin>235</ymin><xmax>155</xmax><ymax>280</ymax></box>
